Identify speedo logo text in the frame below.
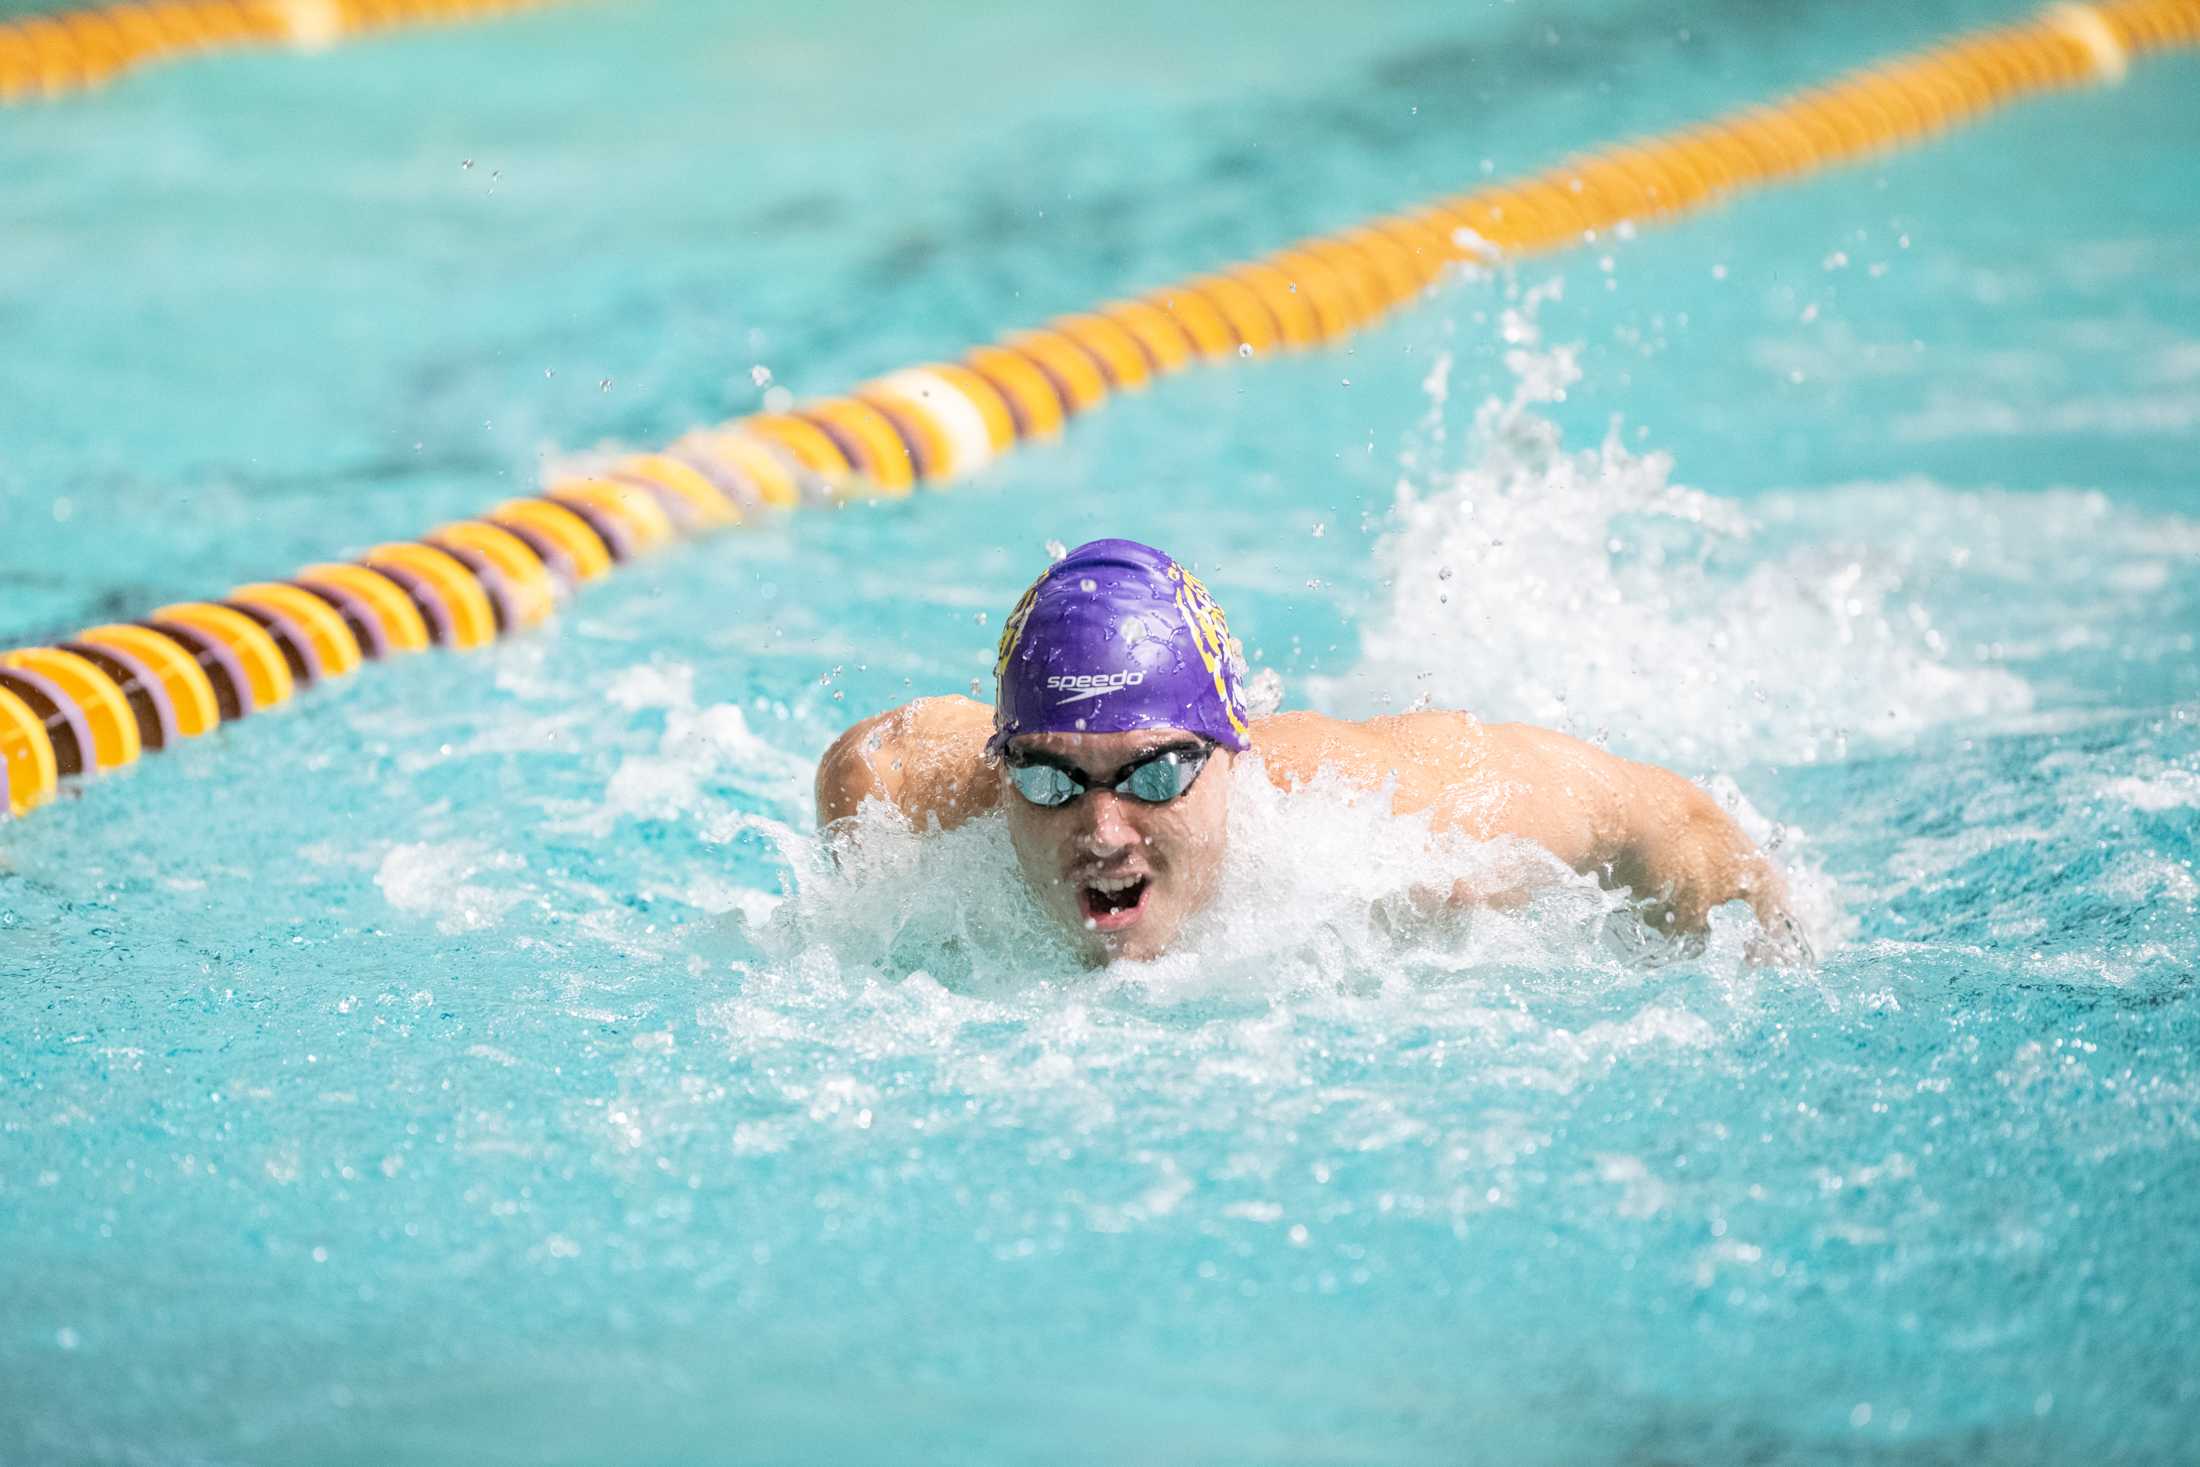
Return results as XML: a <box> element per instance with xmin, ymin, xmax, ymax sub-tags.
<box><xmin>1046</xmin><ymin>670</ymin><xmax>1146</xmax><ymax>704</ymax></box>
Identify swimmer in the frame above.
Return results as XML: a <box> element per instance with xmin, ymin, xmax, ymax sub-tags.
<box><xmin>817</xmin><ymin>538</ymin><xmax>1809</xmax><ymax>965</ymax></box>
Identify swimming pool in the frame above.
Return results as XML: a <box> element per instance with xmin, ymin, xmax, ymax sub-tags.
<box><xmin>4</xmin><ymin>0</ymin><xmax>2198</xmax><ymax>1460</ymax></box>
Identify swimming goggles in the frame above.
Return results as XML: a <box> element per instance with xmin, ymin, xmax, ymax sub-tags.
<box><xmin>1003</xmin><ymin>740</ymin><xmax>1216</xmax><ymax>809</ymax></box>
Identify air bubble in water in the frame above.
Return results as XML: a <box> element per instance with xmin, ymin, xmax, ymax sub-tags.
<box><xmin>1045</xmin><ymin>539</ymin><xmax>1068</xmax><ymax>561</ymax></box>
<box><xmin>1079</xmin><ymin>578</ymin><xmax>1097</xmax><ymax>593</ymax></box>
<box><xmin>1238</xmin><ymin>343</ymin><xmax>1254</xmax><ymax>358</ymax></box>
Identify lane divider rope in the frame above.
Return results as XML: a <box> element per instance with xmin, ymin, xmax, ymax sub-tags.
<box><xmin>0</xmin><ymin>0</ymin><xmax>560</xmax><ymax>102</ymax></box>
<box><xmin>4</xmin><ymin>0</ymin><xmax>2195</xmax><ymax>819</ymax></box>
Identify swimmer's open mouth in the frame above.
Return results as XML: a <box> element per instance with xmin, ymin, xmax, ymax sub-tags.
<box><xmin>1079</xmin><ymin>875</ymin><xmax>1150</xmax><ymax>932</ymax></box>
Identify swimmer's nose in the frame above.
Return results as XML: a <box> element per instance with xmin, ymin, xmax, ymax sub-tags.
<box><xmin>1073</xmin><ymin>791</ymin><xmax>1142</xmax><ymax>855</ymax></box>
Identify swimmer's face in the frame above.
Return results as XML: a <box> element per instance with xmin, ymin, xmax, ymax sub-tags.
<box><xmin>1000</xmin><ymin>728</ymin><xmax>1233</xmax><ymax>963</ymax></box>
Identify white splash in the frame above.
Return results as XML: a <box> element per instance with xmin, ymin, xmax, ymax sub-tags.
<box><xmin>696</xmin><ymin>756</ymin><xmax>1790</xmax><ymax>1201</ymax></box>
<box><xmin>1321</xmin><ymin>298</ymin><xmax>2033</xmax><ymax>768</ymax></box>
<box><xmin>560</xmin><ymin>661</ymin><xmax>813</xmax><ymax>837</ymax></box>
<box><xmin>2104</xmin><ymin>767</ymin><xmax>2200</xmax><ymax>813</ymax></box>
<box><xmin>375</xmin><ymin>839</ymin><xmax>530</xmax><ymax>934</ymax></box>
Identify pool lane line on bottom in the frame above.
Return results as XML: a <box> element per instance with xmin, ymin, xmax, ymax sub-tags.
<box><xmin>0</xmin><ymin>0</ymin><xmax>565</xmax><ymax>103</ymax></box>
<box><xmin>3</xmin><ymin>0</ymin><xmax>2196</xmax><ymax>820</ymax></box>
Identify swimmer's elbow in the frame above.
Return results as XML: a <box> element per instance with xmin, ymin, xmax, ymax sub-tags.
<box><xmin>1676</xmin><ymin>789</ymin><xmax>1796</xmax><ymax>939</ymax></box>
<box><xmin>1611</xmin><ymin>777</ymin><xmax>1764</xmax><ymax>932</ymax></box>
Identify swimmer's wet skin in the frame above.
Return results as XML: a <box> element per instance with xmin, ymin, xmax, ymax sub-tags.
<box><xmin>816</xmin><ymin>539</ymin><xmax>1804</xmax><ymax>965</ymax></box>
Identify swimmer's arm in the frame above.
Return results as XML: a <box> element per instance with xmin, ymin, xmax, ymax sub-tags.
<box><xmin>814</xmin><ymin>695</ymin><xmax>1000</xmax><ymax>835</ymax></box>
<box><xmin>1518</xmin><ymin>728</ymin><xmax>1801</xmax><ymax>950</ymax></box>
<box><xmin>1259</xmin><ymin>711</ymin><xmax>1805</xmax><ymax>955</ymax></box>
<box><xmin>1447</xmin><ymin>723</ymin><xmax>1805</xmax><ymax>955</ymax></box>
<box><xmin>1258</xmin><ymin>712</ymin><xmax>1602</xmax><ymax>912</ymax></box>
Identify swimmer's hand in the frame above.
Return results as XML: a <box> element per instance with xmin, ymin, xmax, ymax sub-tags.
<box><xmin>1743</xmin><ymin>907</ymin><xmax>1817</xmax><ymax>969</ymax></box>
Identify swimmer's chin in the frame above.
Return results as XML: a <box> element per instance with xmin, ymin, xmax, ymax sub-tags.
<box><xmin>1068</xmin><ymin>891</ymin><xmax>1187</xmax><ymax>965</ymax></box>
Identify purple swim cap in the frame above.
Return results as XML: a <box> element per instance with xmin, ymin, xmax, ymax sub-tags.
<box><xmin>988</xmin><ymin>539</ymin><xmax>1253</xmax><ymax>757</ymax></box>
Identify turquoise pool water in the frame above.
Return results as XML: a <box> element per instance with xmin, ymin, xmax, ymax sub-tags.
<box><xmin>4</xmin><ymin>1</ymin><xmax>2198</xmax><ymax>1462</ymax></box>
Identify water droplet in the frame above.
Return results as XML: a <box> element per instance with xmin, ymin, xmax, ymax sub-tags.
<box><xmin>750</xmin><ymin>364</ymin><xmax>773</xmax><ymax>387</ymax></box>
<box><xmin>460</xmin><ymin>158</ymin><xmax>473</xmax><ymax>170</ymax></box>
<box><xmin>598</xmin><ymin>378</ymin><xmax>614</xmax><ymax>393</ymax></box>
<box><xmin>1310</xmin><ymin>522</ymin><xmax>1326</xmax><ymax>538</ymax></box>
<box><xmin>1073</xmin><ymin>717</ymin><xmax>1087</xmax><ymax>731</ymax></box>
<box><xmin>1437</xmin><ymin>566</ymin><xmax>1454</xmax><ymax>580</ymax></box>
<box><xmin>1079</xmin><ymin>577</ymin><xmax>1097</xmax><ymax>593</ymax></box>
<box><xmin>1045</xmin><ymin>539</ymin><xmax>1067</xmax><ymax>561</ymax></box>
<box><xmin>1237</xmin><ymin>343</ymin><xmax>1254</xmax><ymax>358</ymax></box>
<box><xmin>973</xmin><ymin>611</ymin><xmax>988</xmax><ymax>626</ymax></box>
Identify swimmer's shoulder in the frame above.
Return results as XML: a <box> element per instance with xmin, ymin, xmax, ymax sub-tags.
<box><xmin>816</xmin><ymin>695</ymin><xmax>998</xmax><ymax>830</ymax></box>
<box><xmin>1248</xmin><ymin>708</ymin><xmax>1494</xmax><ymax>791</ymax></box>
<box><xmin>893</xmin><ymin>694</ymin><xmax>996</xmax><ymax>747</ymax></box>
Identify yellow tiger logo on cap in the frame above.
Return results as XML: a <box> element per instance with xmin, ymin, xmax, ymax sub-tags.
<box><xmin>993</xmin><ymin>570</ymin><xmax>1045</xmax><ymax>681</ymax></box>
<box><xmin>1169</xmin><ymin>564</ymin><xmax>1251</xmax><ymax>742</ymax></box>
